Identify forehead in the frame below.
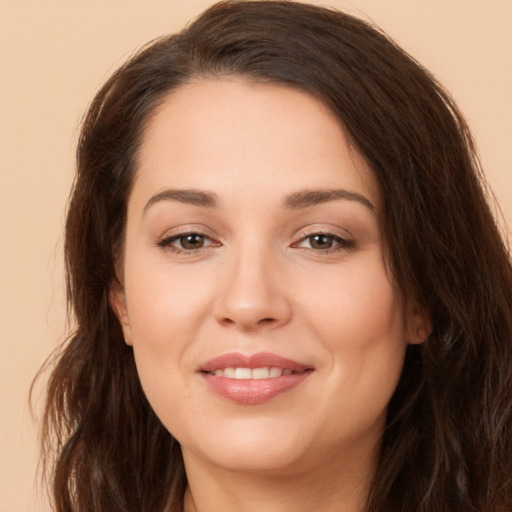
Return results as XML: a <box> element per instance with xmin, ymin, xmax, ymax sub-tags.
<box><xmin>132</xmin><ymin>78</ymin><xmax>378</xmax><ymax>210</ymax></box>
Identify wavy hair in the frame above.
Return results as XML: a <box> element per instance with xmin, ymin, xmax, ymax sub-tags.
<box><xmin>36</xmin><ymin>1</ymin><xmax>512</xmax><ymax>510</ymax></box>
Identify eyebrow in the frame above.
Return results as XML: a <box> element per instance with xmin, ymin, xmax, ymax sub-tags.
<box><xmin>143</xmin><ymin>187</ymin><xmax>375</xmax><ymax>214</ymax></box>
<box><xmin>283</xmin><ymin>189</ymin><xmax>375</xmax><ymax>211</ymax></box>
<box><xmin>144</xmin><ymin>189</ymin><xmax>218</xmax><ymax>214</ymax></box>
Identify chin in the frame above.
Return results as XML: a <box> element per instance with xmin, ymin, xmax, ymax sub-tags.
<box><xmin>180</xmin><ymin>417</ymin><xmax>316</xmax><ymax>475</ymax></box>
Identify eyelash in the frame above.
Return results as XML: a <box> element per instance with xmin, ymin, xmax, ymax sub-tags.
<box><xmin>157</xmin><ymin>230</ymin><xmax>354</xmax><ymax>256</ymax></box>
<box><xmin>291</xmin><ymin>232</ymin><xmax>354</xmax><ymax>254</ymax></box>
<box><xmin>157</xmin><ymin>231</ymin><xmax>220</xmax><ymax>254</ymax></box>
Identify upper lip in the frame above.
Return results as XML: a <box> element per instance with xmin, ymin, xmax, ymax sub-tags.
<box><xmin>199</xmin><ymin>352</ymin><xmax>313</xmax><ymax>373</ymax></box>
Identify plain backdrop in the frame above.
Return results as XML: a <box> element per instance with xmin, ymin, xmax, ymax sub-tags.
<box><xmin>1</xmin><ymin>1</ymin><xmax>511</xmax><ymax>510</ymax></box>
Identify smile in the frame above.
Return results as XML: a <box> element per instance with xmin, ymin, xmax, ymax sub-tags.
<box><xmin>199</xmin><ymin>352</ymin><xmax>314</xmax><ymax>404</ymax></box>
<box><xmin>207</xmin><ymin>367</ymin><xmax>298</xmax><ymax>379</ymax></box>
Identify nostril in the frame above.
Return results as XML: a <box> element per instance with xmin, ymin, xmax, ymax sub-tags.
<box><xmin>258</xmin><ymin>317</ymin><xmax>276</xmax><ymax>325</ymax></box>
<box><xmin>219</xmin><ymin>315</ymin><xmax>278</xmax><ymax>330</ymax></box>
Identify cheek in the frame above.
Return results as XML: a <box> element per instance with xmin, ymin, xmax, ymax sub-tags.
<box><xmin>124</xmin><ymin>254</ymin><xmax>213</xmax><ymax>349</ymax></box>
<box><xmin>304</xmin><ymin>258</ymin><xmax>405</xmax><ymax>348</ymax></box>
<box><xmin>124</xmin><ymin>285</ymin><xmax>199</xmax><ymax>430</ymax></box>
<box><xmin>302</xmin><ymin>258</ymin><xmax>407</xmax><ymax>412</ymax></box>
<box><xmin>121</xmin><ymin>253</ymin><xmax>217</xmax><ymax>406</ymax></box>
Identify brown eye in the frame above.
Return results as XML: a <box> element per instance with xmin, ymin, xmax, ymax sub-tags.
<box><xmin>179</xmin><ymin>233</ymin><xmax>206</xmax><ymax>250</ymax></box>
<box><xmin>309</xmin><ymin>234</ymin><xmax>335</xmax><ymax>249</ymax></box>
<box><xmin>293</xmin><ymin>232</ymin><xmax>353</xmax><ymax>252</ymax></box>
<box><xmin>158</xmin><ymin>232</ymin><xmax>218</xmax><ymax>252</ymax></box>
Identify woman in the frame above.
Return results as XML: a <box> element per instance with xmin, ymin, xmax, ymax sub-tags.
<box><xmin>38</xmin><ymin>1</ymin><xmax>512</xmax><ymax>511</ymax></box>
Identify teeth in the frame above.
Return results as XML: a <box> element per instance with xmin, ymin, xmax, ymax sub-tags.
<box><xmin>211</xmin><ymin>367</ymin><xmax>293</xmax><ymax>379</ymax></box>
<box><xmin>270</xmin><ymin>367</ymin><xmax>283</xmax><ymax>377</ymax></box>
<box><xmin>223</xmin><ymin>367</ymin><xmax>236</xmax><ymax>378</ymax></box>
<box><xmin>252</xmin><ymin>367</ymin><xmax>270</xmax><ymax>379</ymax></box>
<box><xmin>234</xmin><ymin>368</ymin><xmax>252</xmax><ymax>379</ymax></box>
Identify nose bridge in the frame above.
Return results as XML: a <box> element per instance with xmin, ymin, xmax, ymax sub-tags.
<box><xmin>214</xmin><ymin>236</ymin><xmax>291</xmax><ymax>330</ymax></box>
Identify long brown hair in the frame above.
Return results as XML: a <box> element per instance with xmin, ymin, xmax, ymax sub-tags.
<box><xmin>36</xmin><ymin>2</ymin><xmax>512</xmax><ymax>510</ymax></box>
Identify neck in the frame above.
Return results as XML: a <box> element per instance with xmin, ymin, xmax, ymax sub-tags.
<box><xmin>181</xmin><ymin>443</ymin><xmax>378</xmax><ymax>512</ymax></box>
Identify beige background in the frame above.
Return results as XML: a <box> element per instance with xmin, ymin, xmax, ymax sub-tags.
<box><xmin>1</xmin><ymin>1</ymin><xmax>511</xmax><ymax>510</ymax></box>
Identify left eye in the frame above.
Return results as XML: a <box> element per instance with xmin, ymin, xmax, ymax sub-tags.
<box><xmin>295</xmin><ymin>233</ymin><xmax>350</xmax><ymax>251</ymax></box>
<box><xmin>159</xmin><ymin>233</ymin><xmax>215</xmax><ymax>251</ymax></box>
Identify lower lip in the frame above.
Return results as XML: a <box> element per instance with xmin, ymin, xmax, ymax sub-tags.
<box><xmin>202</xmin><ymin>371</ymin><xmax>313</xmax><ymax>405</ymax></box>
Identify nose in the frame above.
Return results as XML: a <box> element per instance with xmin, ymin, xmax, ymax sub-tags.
<box><xmin>213</xmin><ymin>247</ymin><xmax>292</xmax><ymax>332</ymax></box>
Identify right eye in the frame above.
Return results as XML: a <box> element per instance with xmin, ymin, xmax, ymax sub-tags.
<box><xmin>158</xmin><ymin>232</ymin><xmax>218</xmax><ymax>252</ymax></box>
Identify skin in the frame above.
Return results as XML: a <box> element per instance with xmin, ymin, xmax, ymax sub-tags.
<box><xmin>110</xmin><ymin>79</ymin><xmax>427</xmax><ymax>512</ymax></box>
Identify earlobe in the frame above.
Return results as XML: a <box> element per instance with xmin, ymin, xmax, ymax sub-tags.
<box><xmin>109</xmin><ymin>279</ymin><xmax>133</xmax><ymax>346</ymax></box>
<box><xmin>406</xmin><ymin>300</ymin><xmax>432</xmax><ymax>345</ymax></box>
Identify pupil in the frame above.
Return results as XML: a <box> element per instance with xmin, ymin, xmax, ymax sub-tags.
<box><xmin>311</xmin><ymin>234</ymin><xmax>332</xmax><ymax>249</ymax></box>
<box><xmin>182</xmin><ymin>234</ymin><xmax>203</xmax><ymax>249</ymax></box>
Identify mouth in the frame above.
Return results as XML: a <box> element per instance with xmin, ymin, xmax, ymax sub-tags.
<box><xmin>205</xmin><ymin>367</ymin><xmax>305</xmax><ymax>379</ymax></box>
<box><xmin>199</xmin><ymin>352</ymin><xmax>314</xmax><ymax>405</ymax></box>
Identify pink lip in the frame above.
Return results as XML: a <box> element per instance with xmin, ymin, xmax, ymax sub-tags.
<box><xmin>200</xmin><ymin>352</ymin><xmax>310</xmax><ymax>372</ymax></box>
<box><xmin>199</xmin><ymin>352</ymin><xmax>314</xmax><ymax>405</ymax></box>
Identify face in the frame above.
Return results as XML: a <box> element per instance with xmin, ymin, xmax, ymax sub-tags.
<box><xmin>111</xmin><ymin>79</ymin><xmax>424</xmax><ymax>476</ymax></box>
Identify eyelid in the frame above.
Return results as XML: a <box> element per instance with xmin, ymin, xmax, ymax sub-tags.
<box><xmin>160</xmin><ymin>232</ymin><xmax>215</xmax><ymax>247</ymax></box>
<box><xmin>155</xmin><ymin>224</ymin><xmax>355</xmax><ymax>255</ymax></box>
<box><xmin>292</xmin><ymin>224</ymin><xmax>353</xmax><ymax>242</ymax></box>
<box><xmin>290</xmin><ymin>225</ymin><xmax>355</xmax><ymax>253</ymax></box>
<box><xmin>156</xmin><ymin>225</ymin><xmax>222</xmax><ymax>253</ymax></box>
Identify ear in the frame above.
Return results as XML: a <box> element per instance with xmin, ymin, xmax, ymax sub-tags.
<box><xmin>109</xmin><ymin>279</ymin><xmax>133</xmax><ymax>346</ymax></box>
<box><xmin>405</xmin><ymin>299</ymin><xmax>432</xmax><ymax>345</ymax></box>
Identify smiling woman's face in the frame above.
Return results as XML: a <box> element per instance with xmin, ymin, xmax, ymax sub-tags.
<box><xmin>111</xmin><ymin>79</ymin><xmax>423</xmax><ymax>477</ymax></box>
